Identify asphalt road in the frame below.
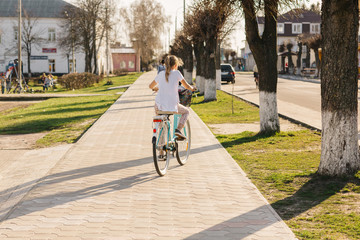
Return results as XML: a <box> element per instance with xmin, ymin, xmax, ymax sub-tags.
<box><xmin>221</xmin><ymin>72</ymin><xmax>323</xmax><ymax>130</ymax></box>
<box><xmin>234</xmin><ymin>73</ymin><xmax>321</xmax><ymax>112</ymax></box>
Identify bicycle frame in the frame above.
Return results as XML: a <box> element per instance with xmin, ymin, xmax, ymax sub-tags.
<box><xmin>152</xmin><ymin>114</ymin><xmax>183</xmax><ymax>151</ymax></box>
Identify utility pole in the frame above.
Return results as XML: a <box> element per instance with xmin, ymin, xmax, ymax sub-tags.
<box><xmin>106</xmin><ymin>0</ymin><xmax>110</xmax><ymax>79</ymax></box>
<box><xmin>18</xmin><ymin>0</ymin><xmax>22</xmax><ymax>91</ymax></box>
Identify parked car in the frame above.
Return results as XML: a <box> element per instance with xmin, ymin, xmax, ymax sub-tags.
<box><xmin>220</xmin><ymin>64</ymin><xmax>235</xmax><ymax>83</ymax></box>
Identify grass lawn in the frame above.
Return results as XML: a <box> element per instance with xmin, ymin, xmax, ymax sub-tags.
<box><xmin>191</xmin><ymin>91</ymin><xmax>360</xmax><ymax>240</ymax></box>
<box><xmin>27</xmin><ymin>73</ymin><xmax>142</xmax><ymax>95</ymax></box>
<box><xmin>0</xmin><ymin>73</ymin><xmax>142</xmax><ymax>146</ymax></box>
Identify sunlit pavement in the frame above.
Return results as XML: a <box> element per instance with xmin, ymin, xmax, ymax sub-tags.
<box><xmin>0</xmin><ymin>71</ymin><xmax>296</xmax><ymax>239</ymax></box>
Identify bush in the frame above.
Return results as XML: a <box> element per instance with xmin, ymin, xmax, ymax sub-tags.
<box><xmin>113</xmin><ymin>68</ymin><xmax>128</xmax><ymax>76</ymax></box>
<box><xmin>58</xmin><ymin>72</ymin><xmax>102</xmax><ymax>90</ymax></box>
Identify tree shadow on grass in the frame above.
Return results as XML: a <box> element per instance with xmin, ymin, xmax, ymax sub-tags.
<box><xmin>217</xmin><ymin>131</ymin><xmax>275</xmax><ymax>148</ymax></box>
<box><xmin>0</xmin><ymin>113</ymin><xmax>101</xmax><ymax>135</ymax></box>
<box><xmin>271</xmin><ymin>173</ymin><xmax>360</xmax><ymax>221</ymax></box>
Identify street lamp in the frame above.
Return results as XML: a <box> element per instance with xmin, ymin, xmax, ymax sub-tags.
<box><xmin>64</xmin><ymin>11</ymin><xmax>75</xmax><ymax>73</ymax></box>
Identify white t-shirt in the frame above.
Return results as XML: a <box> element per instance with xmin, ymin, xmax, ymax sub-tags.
<box><xmin>155</xmin><ymin>70</ymin><xmax>184</xmax><ymax>112</ymax></box>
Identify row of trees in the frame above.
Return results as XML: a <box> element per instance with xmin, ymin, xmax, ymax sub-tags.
<box><xmin>114</xmin><ymin>0</ymin><xmax>359</xmax><ymax>177</ymax></box>
<box><xmin>147</xmin><ymin>0</ymin><xmax>359</xmax><ymax>177</ymax></box>
<box><xmin>60</xmin><ymin>0</ymin><xmax>115</xmax><ymax>74</ymax></box>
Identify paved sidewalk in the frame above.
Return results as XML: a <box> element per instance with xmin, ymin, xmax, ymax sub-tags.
<box><xmin>0</xmin><ymin>71</ymin><xmax>296</xmax><ymax>239</ymax></box>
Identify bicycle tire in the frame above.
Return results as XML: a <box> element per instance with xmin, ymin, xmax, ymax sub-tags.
<box><xmin>153</xmin><ymin>122</ymin><xmax>170</xmax><ymax>176</ymax></box>
<box><xmin>176</xmin><ymin>120</ymin><xmax>191</xmax><ymax>165</ymax></box>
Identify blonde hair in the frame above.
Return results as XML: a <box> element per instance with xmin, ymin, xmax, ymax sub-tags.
<box><xmin>165</xmin><ymin>55</ymin><xmax>180</xmax><ymax>82</ymax></box>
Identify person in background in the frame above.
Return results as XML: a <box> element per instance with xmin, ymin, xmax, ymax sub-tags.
<box><xmin>0</xmin><ymin>73</ymin><xmax>5</xmax><ymax>94</ymax></box>
<box><xmin>157</xmin><ymin>59</ymin><xmax>166</xmax><ymax>74</ymax></box>
<box><xmin>48</xmin><ymin>73</ymin><xmax>54</xmax><ymax>88</ymax></box>
<box><xmin>43</xmin><ymin>73</ymin><xmax>50</xmax><ymax>91</ymax></box>
<box><xmin>253</xmin><ymin>64</ymin><xmax>259</xmax><ymax>89</ymax></box>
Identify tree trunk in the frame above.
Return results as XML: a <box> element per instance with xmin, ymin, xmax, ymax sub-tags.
<box><xmin>184</xmin><ymin>40</ymin><xmax>193</xmax><ymax>84</ymax></box>
<box><xmin>194</xmin><ymin>41</ymin><xmax>205</xmax><ymax>94</ymax></box>
<box><xmin>204</xmin><ymin>38</ymin><xmax>217</xmax><ymax>102</ymax></box>
<box><xmin>314</xmin><ymin>48</ymin><xmax>320</xmax><ymax>77</ymax></box>
<box><xmin>243</xmin><ymin>0</ymin><xmax>280</xmax><ymax>134</ymax></box>
<box><xmin>319</xmin><ymin>0</ymin><xmax>359</xmax><ymax>176</ymax></box>
<box><xmin>305</xmin><ymin>44</ymin><xmax>310</xmax><ymax>68</ymax></box>
<box><xmin>27</xmin><ymin>51</ymin><xmax>31</xmax><ymax>77</ymax></box>
<box><xmin>296</xmin><ymin>42</ymin><xmax>302</xmax><ymax>75</ymax></box>
<box><xmin>216</xmin><ymin>39</ymin><xmax>221</xmax><ymax>90</ymax></box>
<box><xmin>92</xmin><ymin>19</ymin><xmax>97</xmax><ymax>74</ymax></box>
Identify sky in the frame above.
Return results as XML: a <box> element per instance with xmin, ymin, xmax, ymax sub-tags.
<box><xmin>65</xmin><ymin>0</ymin><xmax>321</xmax><ymax>54</ymax></box>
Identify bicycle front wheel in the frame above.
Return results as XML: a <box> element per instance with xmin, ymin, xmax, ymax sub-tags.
<box><xmin>176</xmin><ymin>120</ymin><xmax>191</xmax><ymax>165</ymax></box>
<box><xmin>153</xmin><ymin>122</ymin><xmax>170</xmax><ymax>176</ymax></box>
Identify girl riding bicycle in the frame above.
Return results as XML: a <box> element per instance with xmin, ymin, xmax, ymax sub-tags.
<box><xmin>149</xmin><ymin>55</ymin><xmax>196</xmax><ymax>139</ymax></box>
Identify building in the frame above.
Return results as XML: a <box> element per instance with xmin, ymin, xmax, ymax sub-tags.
<box><xmin>0</xmin><ymin>0</ymin><xmax>110</xmax><ymax>76</ymax></box>
<box><xmin>244</xmin><ymin>9</ymin><xmax>321</xmax><ymax>72</ymax></box>
<box><xmin>111</xmin><ymin>43</ymin><xmax>140</xmax><ymax>73</ymax></box>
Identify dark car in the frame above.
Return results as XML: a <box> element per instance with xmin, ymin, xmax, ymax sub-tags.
<box><xmin>220</xmin><ymin>64</ymin><xmax>235</xmax><ymax>83</ymax></box>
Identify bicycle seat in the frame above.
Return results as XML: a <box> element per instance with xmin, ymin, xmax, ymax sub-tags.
<box><xmin>157</xmin><ymin>111</ymin><xmax>177</xmax><ymax>115</ymax></box>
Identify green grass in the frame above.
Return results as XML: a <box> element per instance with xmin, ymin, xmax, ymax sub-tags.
<box><xmin>26</xmin><ymin>73</ymin><xmax>143</xmax><ymax>95</ymax></box>
<box><xmin>191</xmin><ymin>91</ymin><xmax>259</xmax><ymax>124</ymax></box>
<box><xmin>0</xmin><ymin>95</ymin><xmax>118</xmax><ymax>146</ymax></box>
<box><xmin>1</xmin><ymin>73</ymin><xmax>143</xmax><ymax>146</ymax></box>
<box><xmin>191</xmin><ymin>91</ymin><xmax>360</xmax><ymax>240</ymax></box>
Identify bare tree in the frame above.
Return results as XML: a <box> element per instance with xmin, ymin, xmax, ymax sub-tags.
<box><xmin>286</xmin><ymin>41</ymin><xmax>294</xmax><ymax>73</ymax></box>
<box><xmin>60</xmin><ymin>0</ymin><xmax>111</xmax><ymax>74</ymax></box>
<box><xmin>170</xmin><ymin>33</ymin><xmax>193</xmax><ymax>84</ymax></box>
<box><xmin>278</xmin><ymin>43</ymin><xmax>286</xmax><ymax>73</ymax></box>
<box><xmin>318</xmin><ymin>0</ymin><xmax>359</xmax><ymax>176</ymax></box>
<box><xmin>298</xmin><ymin>33</ymin><xmax>321</xmax><ymax>76</ymax></box>
<box><xmin>21</xmin><ymin>10</ymin><xmax>45</xmax><ymax>77</ymax></box>
<box><xmin>188</xmin><ymin>0</ymin><xmax>235</xmax><ymax>101</ymax></box>
<box><xmin>121</xmin><ymin>0</ymin><xmax>168</xmax><ymax>71</ymax></box>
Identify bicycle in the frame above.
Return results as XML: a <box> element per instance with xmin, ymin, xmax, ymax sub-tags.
<box><xmin>151</xmin><ymin>88</ymin><xmax>195</xmax><ymax>176</ymax></box>
<box><xmin>152</xmin><ymin>112</ymin><xmax>191</xmax><ymax>176</ymax></box>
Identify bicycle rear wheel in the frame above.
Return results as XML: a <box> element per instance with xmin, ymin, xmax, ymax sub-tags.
<box><xmin>152</xmin><ymin>122</ymin><xmax>170</xmax><ymax>176</ymax></box>
<box><xmin>176</xmin><ymin>120</ymin><xmax>191</xmax><ymax>165</ymax></box>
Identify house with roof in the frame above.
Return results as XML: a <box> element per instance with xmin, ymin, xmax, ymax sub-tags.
<box><xmin>111</xmin><ymin>43</ymin><xmax>140</xmax><ymax>73</ymax></box>
<box><xmin>243</xmin><ymin>9</ymin><xmax>321</xmax><ymax>72</ymax></box>
<box><xmin>0</xmin><ymin>0</ymin><xmax>111</xmax><ymax>76</ymax></box>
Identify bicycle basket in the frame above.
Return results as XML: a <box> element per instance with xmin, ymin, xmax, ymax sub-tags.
<box><xmin>178</xmin><ymin>89</ymin><xmax>192</xmax><ymax>107</ymax></box>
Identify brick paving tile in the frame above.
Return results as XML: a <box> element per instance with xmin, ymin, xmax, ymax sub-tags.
<box><xmin>0</xmin><ymin>71</ymin><xmax>297</xmax><ymax>239</ymax></box>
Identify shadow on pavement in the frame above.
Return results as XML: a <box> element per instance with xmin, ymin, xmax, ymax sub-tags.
<box><xmin>183</xmin><ymin>204</ymin><xmax>290</xmax><ymax>240</ymax></box>
<box><xmin>0</xmin><ymin>156</ymin><xmax>153</xmax><ymax>222</ymax></box>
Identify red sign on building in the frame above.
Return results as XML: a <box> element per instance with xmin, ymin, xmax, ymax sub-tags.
<box><xmin>42</xmin><ymin>48</ymin><xmax>57</xmax><ymax>53</ymax></box>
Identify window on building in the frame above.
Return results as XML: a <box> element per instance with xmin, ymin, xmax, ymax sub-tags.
<box><xmin>48</xmin><ymin>59</ymin><xmax>56</xmax><ymax>72</ymax></box>
<box><xmin>48</xmin><ymin>28</ymin><xmax>56</xmax><ymax>42</ymax></box>
<box><xmin>292</xmin><ymin>23</ymin><xmax>302</xmax><ymax>34</ymax></box>
<box><xmin>277</xmin><ymin>23</ymin><xmax>284</xmax><ymax>34</ymax></box>
<box><xmin>120</xmin><ymin>61</ymin><xmax>126</xmax><ymax>69</ymax></box>
<box><xmin>129</xmin><ymin>61</ymin><xmax>134</xmax><ymax>69</ymax></box>
<box><xmin>14</xmin><ymin>27</ymin><xmax>18</xmax><ymax>40</ymax></box>
<box><xmin>69</xmin><ymin>59</ymin><xmax>76</xmax><ymax>73</ymax></box>
<box><xmin>310</xmin><ymin>24</ymin><xmax>320</xmax><ymax>34</ymax></box>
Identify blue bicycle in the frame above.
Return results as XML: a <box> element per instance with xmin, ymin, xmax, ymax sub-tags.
<box><xmin>152</xmin><ymin>112</ymin><xmax>191</xmax><ymax>176</ymax></box>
